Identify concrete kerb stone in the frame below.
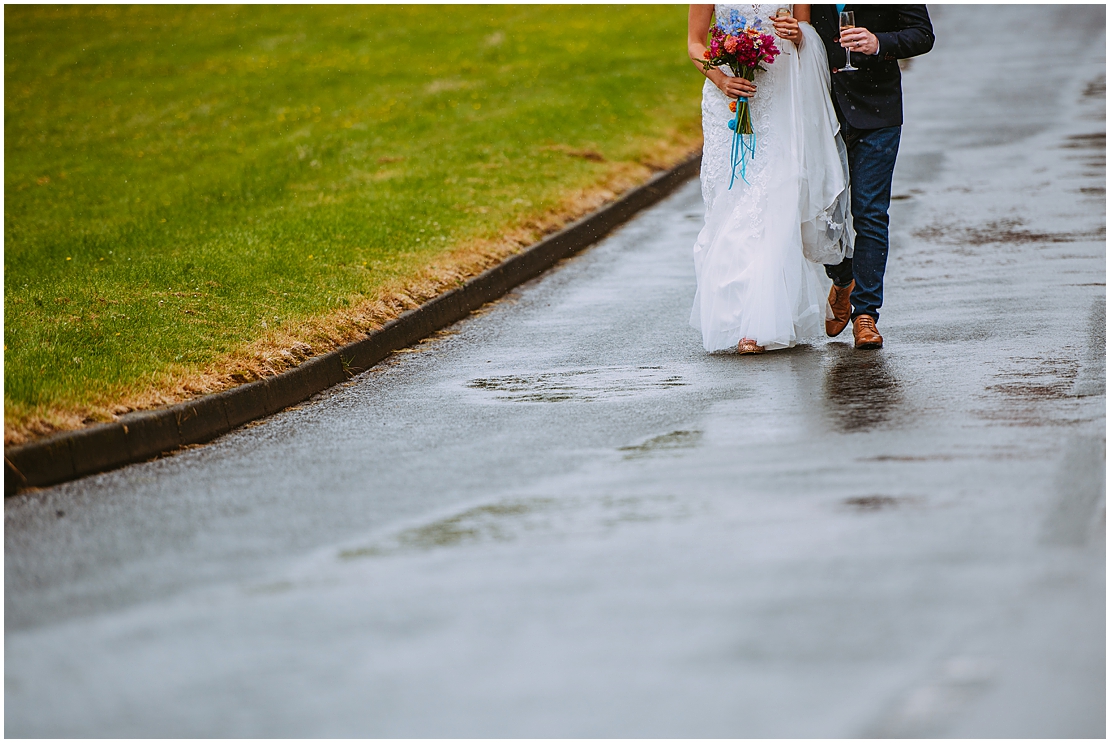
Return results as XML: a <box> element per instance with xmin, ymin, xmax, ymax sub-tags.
<box><xmin>218</xmin><ymin>378</ymin><xmax>273</xmax><ymax>430</ymax></box>
<box><xmin>3</xmin><ymin>152</ymin><xmax>702</xmax><ymax>496</ymax></box>
<box><xmin>69</xmin><ymin>424</ymin><xmax>130</xmax><ymax>477</ymax></box>
<box><xmin>4</xmin><ymin>436</ymin><xmax>75</xmax><ymax>493</ymax></box>
<box><xmin>286</xmin><ymin>353</ymin><xmax>350</xmax><ymax>408</ymax></box>
<box><xmin>174</xmin><ymin>395</ymin><xmax>232</xmax><ymax>447</ymax></box>
<box><xmin>120</xmin><ymin>410</ymin><xmax>182</xmax><ymax>462</ymax></box>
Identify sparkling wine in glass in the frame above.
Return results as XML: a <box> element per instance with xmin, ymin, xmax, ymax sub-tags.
<box><xmin>775</xmin><ymin>5</ymin><xmax>792</xmax><ymax>45</ymax></box>
<box><xmin>839</xmin><ymin>10</ymin><xmax>858</xmax><ymax>71</ymax></box>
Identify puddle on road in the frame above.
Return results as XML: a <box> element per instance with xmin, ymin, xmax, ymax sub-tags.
<box><xmin>842</xmin><ymin>495</ymin><xmax>917</xmax><ymax>511</ymax></box>
<box><xmin>987</xmin><ymin>356</ymin><xmax>1079</xmax><ymax>400</ymax></box>
<box><xmin>860</xmin><ymin>455</ymin><xmax>957</xmax><ymax>462</ymax></box>
<box><xmin>339</xmin><ymin>498</ymin><xmax>556</xmax><ymax>558</ymax></box>
<box><xmin>338</xmin><ymin>494</ymin><xmax>690</xmax><ymax>560</ymax></box>
<box><xmin>397</xmin><ymin>501</ymin><xmax>550</xmax><ymax>549</ymax></box>
<box><xmin>619</xmin><ymin>430</ymin><xmax>702</xmax><ymax>459</ymax></box>
<box><xmin>1083</xmin><ymin>74</ymin><xmax>1105</xmax><ymax>100</ymax></box>
<box><xmin>1062</xmin><ymin>132</ymin><xmax>1106</xmax><ymax>176</ymax></box>
<box><xmin>914</xmin><ymin>217</ymin><xmax>1105</xmax><ymax>247</ymax></box>
<box><xmin>978</xmin><ymin>354</ymin><xmax>1088</xmax><ymax>427</ymax></box>
<box><xmin>1062</xmin><ymin>131</ymin><xmax>1106</xmax><ymax>150</ymax></box>
<box><xmin>467</xmin><ymin>366</ymin><xmax>686</xmax><ymax>403</ymax></box>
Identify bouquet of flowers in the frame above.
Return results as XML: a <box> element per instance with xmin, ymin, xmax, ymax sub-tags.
<box><xmin>701</xmin><ymin>10</ymin><xmax>781</xmax><ymax>186</ymax></box>
<box><xmin>701</xmin><ymin>10</ymin><xmax>781</xmax><ymax>136</ymax></box>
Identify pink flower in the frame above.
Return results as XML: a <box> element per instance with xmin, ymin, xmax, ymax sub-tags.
<box><xmin>704</xmin><ymin>22</ymin><xmax>781</xmax><ymax>74</ymax></box>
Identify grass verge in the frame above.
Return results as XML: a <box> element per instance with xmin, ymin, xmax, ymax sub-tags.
<box><xmin>5</xmin><ymin>5</ymin><xmax>702</xmax><ymax>445</ymax></box>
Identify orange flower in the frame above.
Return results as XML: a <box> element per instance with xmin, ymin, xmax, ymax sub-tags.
<box><xmin>729</xmin><ymin>100</ymin><xmax>737</xmax><ymax>112</ymax></box>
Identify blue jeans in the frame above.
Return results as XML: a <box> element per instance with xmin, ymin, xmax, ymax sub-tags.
<box><xmin>825</xmin><ymin>125</ymin><xmax>901</xmax><ymax>322</ymax></box>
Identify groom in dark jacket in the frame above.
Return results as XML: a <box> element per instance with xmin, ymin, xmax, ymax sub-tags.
<box><xmin>812</xmin><ymin>5</ymin><xmax>934</xmax><ymax>349</ymax></box>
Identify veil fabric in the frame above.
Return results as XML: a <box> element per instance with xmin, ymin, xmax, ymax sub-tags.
<box><xmin>796</xmin><ymin>23</ymin><xmax>853</xmax><ymax>265</ymax></box>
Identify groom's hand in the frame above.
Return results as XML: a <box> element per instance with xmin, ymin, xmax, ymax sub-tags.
<box><xmin>838</xmin><ymin>26</ymin><xmax>879</xmax><ymax>56</ymax></box>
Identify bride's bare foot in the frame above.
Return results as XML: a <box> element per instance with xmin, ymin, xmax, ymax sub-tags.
<box><xmin>737</xmin><ymin>338</ymin><xmax>765</xmax><ymax>354</ymax></box>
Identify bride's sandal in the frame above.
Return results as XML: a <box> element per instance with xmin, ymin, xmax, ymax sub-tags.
<box><xmin>737</xmin><ymin>338</ymin><xmax>765</xmax><ymax>355</ymax></box>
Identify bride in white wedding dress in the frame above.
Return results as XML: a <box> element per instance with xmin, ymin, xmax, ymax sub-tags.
<box><xmin>688</xmin><ymin>4</ymin><xmax>851</xmax><ymax>353</ymax></box>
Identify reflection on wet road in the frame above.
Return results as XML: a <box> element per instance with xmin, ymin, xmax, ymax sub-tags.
<box><xmin>823</xmin><ymin>345</ymin><xmax>905</xmax><ymax>432</ymax></box>
<box><xmin>5</xmin><ymin>6</ymin><xmax>1105</xmax><ymax>738</ymax></box>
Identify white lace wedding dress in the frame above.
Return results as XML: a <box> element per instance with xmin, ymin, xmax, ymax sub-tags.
<box><xmin>691</xmin><ymin>4</ymin><xmax>852</xmax><ymax>352</ymax></box>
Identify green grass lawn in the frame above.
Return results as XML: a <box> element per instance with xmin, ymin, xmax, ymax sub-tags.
<box><xmin>4</xmin><ymin>4</ymin><xmax>702</xmax><ymax>442</ymax></box>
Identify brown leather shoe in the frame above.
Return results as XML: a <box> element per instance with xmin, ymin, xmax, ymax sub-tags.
<box><xmin>826</xmin><ymin>280</ymin><xmax>854</xmax><ymax>337</ymax></box>
<box><xmin>853</xmin><ymin>315</ymin><xmax>883</xmax><ymax>349</ymax></box>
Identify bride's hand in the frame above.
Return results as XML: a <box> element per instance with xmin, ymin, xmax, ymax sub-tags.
<box><xmin>718</xmin><ymin>76</ymin><xmax>756</xmax><ymax>99</ymax></box>
<box><xmin>771</xmin><ymin>15</ymin><xmax>802</xmax><ymax>45</ymax></box>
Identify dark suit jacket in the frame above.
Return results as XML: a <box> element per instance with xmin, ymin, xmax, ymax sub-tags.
<box><xmin>810</xmin><ymin>5</ymin><xmax>934</xmax><ymax>129</ymax></box>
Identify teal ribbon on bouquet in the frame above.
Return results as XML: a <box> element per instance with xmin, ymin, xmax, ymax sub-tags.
<box><xmin>727</xmin><ymin>98</ymin><xmax>756</xmax><ymax>189</ymax></box>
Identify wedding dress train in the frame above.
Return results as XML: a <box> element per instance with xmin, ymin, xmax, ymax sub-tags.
<box><xmin>691</xmin><ymin>4</ymin><xmax>851</xmax><ymax>352</ymax></box>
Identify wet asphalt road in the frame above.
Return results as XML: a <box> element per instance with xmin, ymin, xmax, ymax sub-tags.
<box><xmin>5</xmin><ymin>7</ymin><xmax>1105</xmax><ymax>737</ymax></box>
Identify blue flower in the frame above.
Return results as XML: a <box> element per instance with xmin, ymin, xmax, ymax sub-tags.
<box><xmin>718</xmin><ymin>8</ymin><xmax>746</xmax><ymax>35</ymax></box>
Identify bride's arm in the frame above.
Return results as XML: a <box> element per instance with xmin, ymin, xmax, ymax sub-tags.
<box><xmin>688</xmin><ymin>5</ymin><xmax>756</xmax><ymax>100</ymax></box>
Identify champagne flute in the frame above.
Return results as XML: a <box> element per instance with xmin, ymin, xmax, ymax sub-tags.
<box><xmin>839</xmin><ymin>10</ymin><xmax>858</xmax><ymax>72</ymax></box>
<box><xmin>773</xmin><ymin>6</ymin><xmax>792</xmax><ymax>48</ymax></box>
